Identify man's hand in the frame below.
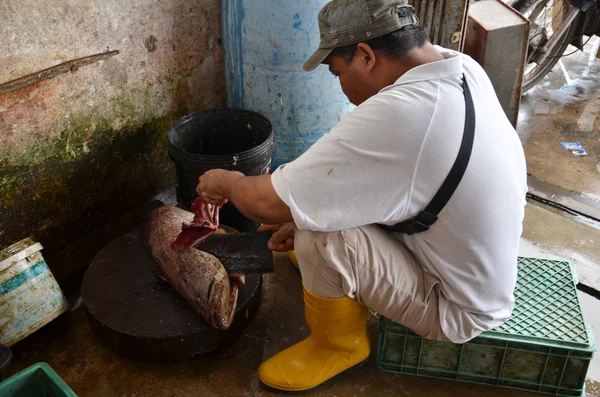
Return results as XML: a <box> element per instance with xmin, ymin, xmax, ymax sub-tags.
<box><xmin>196</xmin><ymin>169</ymin><xmax>244</xmax><ymax>205</ymax></box>
<box><xmin>195</xmin><ymin>171</ymin><xmax>293</xmax><ymax>225</ymax></box>
<box><xmin>258</xmin><ymin>223</ymin><xmax>295</xmax><ymax>252</ymax></box>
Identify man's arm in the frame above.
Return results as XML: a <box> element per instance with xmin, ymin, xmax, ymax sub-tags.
<box><xmin>196</xmin><ymin>170</ymin><xmax>293</xmax><ymax>225</ymax></box>
<box><xmin>227</xmin><ymin>174</ymin><xmax>293</xmax><ymax>224</ymax></box>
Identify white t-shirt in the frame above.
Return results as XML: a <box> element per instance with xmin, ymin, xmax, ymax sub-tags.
<box><xmin>271</xmin><ymin>46</ymin><xmax>528</xmax><ymax>343</ymax></box>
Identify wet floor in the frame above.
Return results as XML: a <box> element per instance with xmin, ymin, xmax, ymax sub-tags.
<box><xmin>518</xmin><ymin>37</ymin><xmax>600</xmax><ymax>200</ymax></box>
<box><xmin>517</xmin><ymin>37</ymin><xmax>600</xmax><ymax>288</ymax></box>
<box><xmin>5</xmin><ymin>253</ymin><xmax>599</xmax><ymax>397</ymax></box>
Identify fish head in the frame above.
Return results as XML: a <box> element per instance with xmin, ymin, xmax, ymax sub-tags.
<box><xmin>174</xmin><ymin>245</ymin><xmax>238</xmax><ymax>330</ymax></box>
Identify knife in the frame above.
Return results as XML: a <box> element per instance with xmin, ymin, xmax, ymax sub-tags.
<box><xmin>193</xmin><ymin>231</ymin><xmax>274</xmax><ymax>276</ymax></box>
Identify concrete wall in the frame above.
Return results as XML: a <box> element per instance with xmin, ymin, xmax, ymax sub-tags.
<box><xmin>0</xmin><ymin>0</ymin><xmax>225</xmax><ymax>266</ymax></box>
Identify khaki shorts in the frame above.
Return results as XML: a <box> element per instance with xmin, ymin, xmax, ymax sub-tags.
<box><xmin>295</xmin><ymin>224</ymin><xmax>451</xmax><ymax>342</ymax></box>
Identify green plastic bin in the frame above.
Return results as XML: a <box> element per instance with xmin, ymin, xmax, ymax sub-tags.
<box><xmin>377</xmin><ymin>257</ymin><xmax>596</xmax><ymax>397</ymax></box>
<box><xmin>0</xmin><ymin>362</ymin><xmax>77</xmax><ymax>396</ymax></box>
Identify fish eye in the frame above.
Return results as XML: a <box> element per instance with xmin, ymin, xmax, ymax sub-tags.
<box><xmin>195</xmin><ymin>297</ymin><xmax>202</xmax><ymax>305</ymax></box>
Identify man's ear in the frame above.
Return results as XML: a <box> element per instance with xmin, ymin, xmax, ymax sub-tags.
<box><xmin>356</xmin><ymin>43</ymin><xmax>376</xmax><ymax>73</ymax></box>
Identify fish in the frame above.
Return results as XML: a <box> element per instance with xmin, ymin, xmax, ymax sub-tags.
<box><xmin>145</xmin><ymin>199</ymin><xmax>239</xmax><ymax>330</ymax></box>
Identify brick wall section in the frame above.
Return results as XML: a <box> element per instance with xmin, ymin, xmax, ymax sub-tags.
<box><xmin>0</xmin><ymin>0</ymin><xmax>225</xmax><ymax>271</ymax></box>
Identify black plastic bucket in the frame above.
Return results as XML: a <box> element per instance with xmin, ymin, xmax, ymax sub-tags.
<box><xmin>168</xmin><ymin>108</ymin><xmax>274</xmax><ymax>232</ymax></box>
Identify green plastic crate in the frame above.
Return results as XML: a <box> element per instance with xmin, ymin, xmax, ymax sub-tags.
<box><xmin>0</xmin><ymin>362</ymin><xmax>78</xmax><ymax>397</ymax></box>
<box><xmin>377</xmin><ymin>257</ymin><xmax>596</xmax><ymax>397</ymax></box>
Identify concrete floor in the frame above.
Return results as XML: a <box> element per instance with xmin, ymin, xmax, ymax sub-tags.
<box><xmin>4</xmin><ymin>40</ymin><xmax>600</xmax><ymax>397</ymax></box>
<box><xmin>518</xmin><ymin>37</ymin><xmax>600</xmax><ymax>199</ymax></box>
<box><xmin>5</xmin><ymin>251</ymin><xmax>598</xmax><ymax>397</ymax></box>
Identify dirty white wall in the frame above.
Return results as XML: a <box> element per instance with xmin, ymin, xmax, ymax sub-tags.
<box><xmin>0</xmin><ymin>0</ymin><xmax>225</xmax><ymax>274</ymax></box>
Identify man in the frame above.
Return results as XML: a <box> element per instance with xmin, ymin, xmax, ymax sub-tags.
<box><xmin>196</xmin><ymin>0</ymin><xmax>527</xmax><ymax>392</ymax></box>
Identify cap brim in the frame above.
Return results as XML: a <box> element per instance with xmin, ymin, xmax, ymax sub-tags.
<box><xmin>302</xmin><ymin>48</ymin><xmax>334</xmax><ymax>72</ymax></box>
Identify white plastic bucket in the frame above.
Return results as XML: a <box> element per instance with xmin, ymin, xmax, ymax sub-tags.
<box><xmin>0</xmin><ymin>237</ymin><xmax>70</xmax><ymax>346</ymax></box>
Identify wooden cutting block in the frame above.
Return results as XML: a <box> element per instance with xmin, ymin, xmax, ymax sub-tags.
<box><xmin>81</xmin><ymin>219</ymin><xmax>262</xmax><ymax>363</ymax></box>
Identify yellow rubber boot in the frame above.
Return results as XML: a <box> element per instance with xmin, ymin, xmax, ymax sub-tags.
<box><xmin>288</xmin><ymin>250</ymin><xmax>299</xmax><ymax>268</ymax></box>
<box><xmin>258</xmin><ymin>284</ymin><xmax>370</xmax><ymax>392</ymax></box>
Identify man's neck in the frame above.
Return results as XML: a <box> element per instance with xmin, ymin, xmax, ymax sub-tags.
<box><xmin>380</xmin><ymin>43</ymin><xmax>445</xmax><ymax>88</ymax></box>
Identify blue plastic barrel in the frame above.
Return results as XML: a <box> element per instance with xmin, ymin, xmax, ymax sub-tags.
<box><xmin>222</xmin><ymin>0</ymin><xmax>355</xmax><ymax>169</ymax></box>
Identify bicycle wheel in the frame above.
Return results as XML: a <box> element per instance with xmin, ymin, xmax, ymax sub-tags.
<box><xmin>512</xmin><ymin>0</ymin><xmax>580</xmax><ymax>92</ymax></box>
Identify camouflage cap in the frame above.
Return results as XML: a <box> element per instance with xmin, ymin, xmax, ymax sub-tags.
<box><xmin>303</xmin><ymin>0</ymin><xmax>419</xmax><ymax>72</ymax></box>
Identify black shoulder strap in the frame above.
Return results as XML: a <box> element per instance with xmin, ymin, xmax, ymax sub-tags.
<box><xmin>379</xmin><ymin>74</ymin><xmax>475</xmax><ymax>235</ymax></box>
